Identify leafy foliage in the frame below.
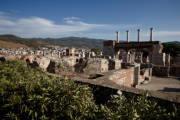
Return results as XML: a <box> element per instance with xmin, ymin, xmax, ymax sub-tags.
<box><xmin>163</xmin><ymin>43</ymin><xmax>180</xmax><ymax>57</ymax></box>
<box><xmin>91</xmin><ymin>48</ymin><xmax>101</xmax><ymax>54</ymax></box>
<box><xmin>103</xmin><ymin>93</ymin><xmax>180</xmax><ymax>120</ymax></box>
<box><xmin>0</xmin><ymin>61</ymin><xmax>98</xmax><ymax>120</ymax></box>
<box><xmin>0</xmin><ymin>60</ymin><xmax>180</xmax><ymax>120</ymax></box>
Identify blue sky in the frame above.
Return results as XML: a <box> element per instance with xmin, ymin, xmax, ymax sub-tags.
<box><xmin>0</xmin><ymin>0</ymin><xmax>180</xmax><ymax>42</ymax></box>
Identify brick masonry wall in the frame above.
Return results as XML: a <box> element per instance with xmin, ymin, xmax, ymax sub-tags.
<box><xmin>108</xmin><ymin>68</ymin><xmax>134</xmax><ymax>87</ymax></box>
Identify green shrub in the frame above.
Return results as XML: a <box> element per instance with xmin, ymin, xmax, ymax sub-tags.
<box><xmin>0</xmin><ymin>61</ymin><xmax>98</xmax><ymax>120</ymax></box>
<box><xmin>103</xmin><ymin>93</ymin><xmax>180</xmax><ymax>120</ymax></box>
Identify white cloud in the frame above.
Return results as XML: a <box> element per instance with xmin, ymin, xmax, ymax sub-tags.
<box><xmin>154</xmin><ymin>31</ymin><xmax>180</xmax><ymax>36</ymax></box>
<box><xmin>0</xmin><ymin>11</ymin><xmax>142</xmax><ymax>38</ymax></box>
<box><xmin>0</xmin><ymin>13</ymin><xmax>110</xmax><ymax>37</ymax></box>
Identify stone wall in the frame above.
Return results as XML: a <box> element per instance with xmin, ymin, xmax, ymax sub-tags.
<box><xmin>152</xmin><ymin>65</ymin><xmax>169</xmax><ymax>76</ymax></box>
<box><xmin>108</xmin><ymin>67</ymin><xmax>135</xmax><ymax>87</ymax></box>
<box><xmin>152</xmin><ymin>53</ymin><xmax>166</xmax><ymax>66</ymax></box>
<box><xmin>36</xmin><ymin>57</ymin><xmax>50</xmax><ymax>71</ymax></box>
<box><xmin>103</xmin><ymin>40</ymin><xmax>117</xmax><ymax>57</ymax></box>
<box><xmin>108</xmin><ymin>59</ymin><xmax>121</xmax><ymax>70</ymax></box>
<box><xmin>75</xmin><ymin>80</ymin><xmax>180</xmax><ymax>105</ymax></box>
<box><xmin>83</xmin><ymin>58</ymin><xmax>108</xmax><ymax>74</ymax></box>
<box><xmin>169</xmin><ymin>66</ymin><xmax>180</xmax><ymax>77</ymax></box>
<box><xmin>174</xmin><ymin>54</ymin><xmax>180</xmax><ymax>65</ymax></box>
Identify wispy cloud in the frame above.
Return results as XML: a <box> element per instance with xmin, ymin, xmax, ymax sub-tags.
<box><xmin>0</xmin><ymin>12</ymin><xmax>110</xmax><ymax>37</ymax></box>
<box><xmin>154</xmin><ymin>31</ymin><xmax>180</xmax><ymax>36</ymax></box>
<box><xmin>141</xmin><ymin>30</ymin><xmax>180</xmax><ymax>37</ymax></box>
<box><xmin>0</xmin><ymin>11</ymin><xmax>141</xmax><ymax>38</ymax></box>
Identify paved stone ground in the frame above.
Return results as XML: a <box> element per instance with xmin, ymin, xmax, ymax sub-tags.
<box><xmin>137</xmin><ymin>76</ymin><xmax>180</xmax><ymax>96</ymax></box>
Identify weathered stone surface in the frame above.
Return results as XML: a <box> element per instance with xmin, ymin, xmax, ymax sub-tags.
<box><xmin>151</xmin><ymin>53</ymin><xmax>166</xmax><ymax>66</ymax></box>
<box><xmin>152</xmin><ymin>65</ymin><xmax>169</xmax><ymax>76</ymax></box>
<box><xmin>36</xmin><ymin>57</ymin><xmax>50</xmax><ymax>70</ymax></box>
<box><xmin>108</xmin><ymin>59</ymin><xmax>121</xmax><ymax>70</ymax></box>
<box><xmin>83</xmin><ymin>58</ymin><xmax>108</xmax><ymax>74</ymax></box>
<box><xmin>170</xmin><ymin>66</ymin><xmax>180</xmax><ymax>77</ymax></box>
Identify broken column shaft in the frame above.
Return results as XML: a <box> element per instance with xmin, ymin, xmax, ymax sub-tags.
<box><xmin>137</xmin><ymin>29</ymin><xmax>140</xmax><ymax>42</ymax></box>
<box><xmin>116</xmin><ymin>31</ymin><xmax>119</xmax><ymax>43</ymax></box>
<box><xmin>150</xmin><ymin>27</ymin><xmax>153</xmax><ymax>42</ymax></box>
<box><xmin>126</xmin><ymin>30</ymin><xmax>129</xmax><ymax>42</ymax></box>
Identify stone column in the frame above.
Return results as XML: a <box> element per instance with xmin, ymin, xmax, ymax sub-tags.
<box><xmin>116</xmin><ymin>31</ymin><xmax>119</xmax><ymax>43</ymax></box>
<box><xmin>126</xmin><ymin>30</ymin><xmax>129</xmax><ymax>42</ymax></box>
<box><xmin>150</xmin><ymin>27</ymin><xmax>153</xmax><ymax>42</ymax></box>
<box><xmin>136</xmin><ymin>52</ymin><xmax>142</xmax><ymax>63</ymax></box>
<box><xmin>137</xmin><ymin>29</ymin><xmax>140</xmax><ymax>42</ymax></box>
<box><xmin>43</xmin><ymin>50</ymin><xmax>45</xmax><ymax>56</ymax></box>
<box><xmin>51</xmin><ymin>51</ymin><xmax>53</xmax><ymax>57</ymax></box>
<box><xmin>58</xmin><ymin>52</ymin><xmax>61</xmax><ymax>58</ymax></box>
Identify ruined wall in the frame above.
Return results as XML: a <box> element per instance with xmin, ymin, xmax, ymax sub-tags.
<box><xmin>140</xmin><ymin>68</ymin><xmax>152</xmax><ymax>82</ymax></box>
<box><xmin>152</xmin><ymin>53</ymin><xmax>166</xmax><ymax>66</ymax></box>
<box><xmin>75</xmin><ymin>81</ymin><xmax>180</xmax><ymax>105</ymax></box>
<box><xmin>47</xmin><ymin>60</ymin><xmax>56</xmax><ymax>73</ymax></box>
<box><xmin>60</xmin><ymin>56</ymin><xmax>77</xmax><ymax>67</ymax></box>
<box><xmin>108</xmin><ymin>68</ymin><xmax>135</xmax><ymax>87</ymax></box>
<box><xmin>169</xmin><ymin>66</ymin><xmax>180</xmax><ymax>77</ymax></box>
<box><xmin>108</xmin><ymin>59</ymin><xmax>121</xmax><ymax>70</ymax></box>
<box><xmin>174</xmin><ymin>54</ymin><xmax>180</xmax><ymax>65</ymax></box>
<box><xmin>83</xmin><ymin>58</ymin><xmax>108</xmax><ymax>74</ymax></box>
<box><xmin>36</xmin><ymin>57</ymin><xmax>50</xmax><ymax>70</ymax></box>
<box><xmin>152</xmin><ymin>65</ymin><xmax>169</xmax><ymax>76</ymax></box>
<box><xmin>103</xmin><ymin>40</ymin><xmax>116</xmax><ymax>57</ymax></box>
<box><xmin>140</xmin><ymin>63</ymin><xmax>152</xmax><ymax>82</ymax></box>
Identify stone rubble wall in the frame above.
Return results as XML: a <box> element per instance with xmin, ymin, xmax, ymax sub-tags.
<box><xmin>83</xmin><ymin>58</ymin><xmax>108</xmax><ymax>74</ymax></box>
<box><xmin>108</xmin><ymin>68</ymin><xmax>134</xmax><ymax>87</ymax></box>
<box><xmin>152</xmin><ymin>53</ymin><xmax>166</xmax><ymax>66</ymax></box>
<box><xmin>169</xmin><ymin>65</ymin><xmax>180</xmax><ymax>77</ymax></box>
<box><xmin>108</xmin><ymin>59</ymin><xmax>122</xmax><ymax>70</ymax></box>
<box><xmin>152</xmin><ymin>65</ymin><xmax>169</xmax><ymax>76</ymax></box>
<box><xmin>36</xmin><ymin>57</ymin><xmax>50</xmax><ymax>71</ymax></box>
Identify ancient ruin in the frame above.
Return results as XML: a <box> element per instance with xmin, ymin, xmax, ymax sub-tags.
<box><xmin>1</xmin><ymin>27</ymin><xmax>180</xmax><ymax>89</ymax></box>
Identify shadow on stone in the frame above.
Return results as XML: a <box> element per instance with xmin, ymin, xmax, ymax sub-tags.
<box><xmin>0</xmin><ymin>57</ymin><xmax>6</xmax><ymax>62</ymax></box>
<box><xmin>159</xmin><ymin>87</ymin><xmax>180</xmax><ymax>92</ymax></box>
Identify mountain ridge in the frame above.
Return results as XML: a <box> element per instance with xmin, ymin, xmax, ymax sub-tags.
<box><xmin>0</xmin><ymin>34</ymin><xmax>179</xmax><ymax>49</ymax></box>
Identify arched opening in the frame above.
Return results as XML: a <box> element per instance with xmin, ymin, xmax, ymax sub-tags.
<box><xmin>142</xmin><ymin>48</ymin><xmax>150</xmax><ymax>63</ymax></box>
<box><xmin>26</xmin><ymin>59</ymin><xmax>30</xmax><ymax>64</ymax></box>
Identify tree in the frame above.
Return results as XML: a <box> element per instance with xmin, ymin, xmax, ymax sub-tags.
<box><xmin>163</xmin><ymin>43</ymin><xmax>180</xmax><ymax>57</ymax></box>
<box><xmin>91</xmin><ymin>48</ymin><xmax>101</xmax><ymax>54</ymax></box>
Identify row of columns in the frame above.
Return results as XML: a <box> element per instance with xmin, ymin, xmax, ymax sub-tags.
<box><xmin>116</xmin><ymin>28</ymin><xmax>153</xmax><ymax>42</ymax></box>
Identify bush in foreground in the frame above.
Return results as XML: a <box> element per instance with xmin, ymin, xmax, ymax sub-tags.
<box><xmin>0</xmin><ymin>61</ymin><xmax>98</xmax><ymax>120</ymax></box>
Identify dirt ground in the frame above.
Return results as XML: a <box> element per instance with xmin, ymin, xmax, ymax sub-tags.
<box><xmin>137</xmin><ymin>76</ymin><xmax>180</xmax><ymax>96</ymax></box>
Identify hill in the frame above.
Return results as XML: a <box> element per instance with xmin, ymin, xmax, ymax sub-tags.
<box><xmin>40</xmin><ymin>37</ymin><xmax>104</xmax><ymax>49</ymax></box>
<box><xmin>165</xmin><ymin>41</ymin><xmax>180</xmax><ymax>46</ymax></box>
<box><xmin>0</xmin><ymin>34</ymin><xmax>48</xmax><ymax>48</ymax></box>
<box><xmin>0</xmin><ymin>40</ymin><xmax>28</xmax><ymax>48</ymax></box>
<box><xmin>0</xmin><ymin>35</ymin><xmax>105</xmax><ymax>49</ymax></box>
